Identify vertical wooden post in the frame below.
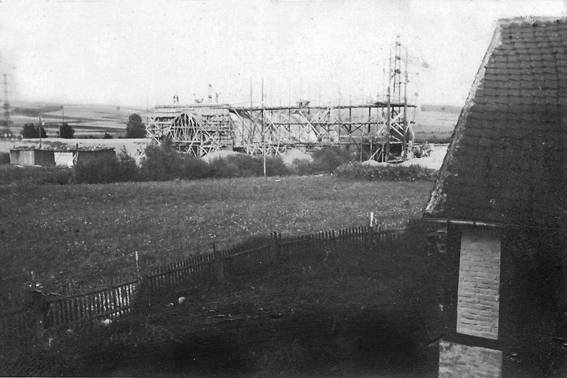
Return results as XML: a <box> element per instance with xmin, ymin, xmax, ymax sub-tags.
<box><xmin>269</xmin><ymin>232</ymin><xmax>279</xmax><ymax>263</ymax></box>
<box><xmin>135</xmin><ymin>251</ymin><xmax>141</xmax><ymax>281</ymax></box>
<box><xmin>369</xmin><ymin>212</ymin><xmax>374</xmax><ymax>247</ymax></box>
<box><xmin>213</xmin><ymin>243</ymin><xmax>224</xmax><ymax>283</ymax></box>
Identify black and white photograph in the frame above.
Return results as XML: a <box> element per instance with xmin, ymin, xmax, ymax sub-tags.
<box><xmin>1</xmin><ymin>0</ymin><xmax>567</xmax><ymax>376</ymax></box>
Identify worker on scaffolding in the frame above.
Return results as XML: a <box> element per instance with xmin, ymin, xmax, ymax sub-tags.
<box><xmin>402</xmin><ymin>123</ymin><xmax>415</xmax><ymax>160</ymax></box>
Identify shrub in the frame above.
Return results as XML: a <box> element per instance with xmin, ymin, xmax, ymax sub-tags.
<box><xmin>290</xmin><ymin>158</ymin><xmax>323</xmax><ymax>176</ymax></box>
<box><xmin>225</xmin><ymin>154</ymin><xmax>263</xmax><ymax>177</ymax></box>
<box><xmin>180</xmin><ymin>156</ymin><xmax>212</xmax><ymax>180</ymax></box>
<box><xmin>209</xmin><ymin>154</ymin><xmax>290</xmax><ymax>178</ymax></box>
<box><xmin>74</xmin><ymin>150</ymin><xmax>140</xmax><ymax>184</ymax></box>
<box><xmin>311</xmin><ymin>146</ymin><xmax>354</xmax><ymax>172</ymax></box>
<box><xmin>113</xmin><ymin>148</ymin><xmax>140</xmax><ymax>182</ymax></box>
<box><xmin>140</xmin><ymin>142</ymin><xmax>185</xmax><ymax>181</ymax></box>
<box><xmin>75</xmin><ymin>156</ymin><xmax>118</xmax><ymax>184</ymax></box>
<box><xmin>209</xmin><ymin>156</ymin><xmax>241</xmax><ymax>178</ymax></box>
<box><xmin>264</xmin><ymin>156</ymin><xmax>290</xmax><ymax>176</ymax></box>
<box><xmin>0</xmin><ymin>152</ymin><xmax>10</xmax><ymax>165</ymax></box>
<box><xmin>141</xmin><ymin>142</ymin><xmax>213</xmax><ymax>181</ymax></box>
<box><xmin>333</xmin><ymin>162</ymin><xmax>437</xmax><ymax>181</ymax></box>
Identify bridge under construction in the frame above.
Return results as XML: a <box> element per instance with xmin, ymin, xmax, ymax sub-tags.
<box><xmin>146</xmin><ymin>36</ymin><xmax>418</xmax><ymax>162</ymax></box>
<box><xmin>146</xmin><ymin>100</ymin><xmax>415</xmax><ymax>162</ymax></box>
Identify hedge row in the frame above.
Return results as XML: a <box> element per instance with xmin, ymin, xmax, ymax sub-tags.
<box><xmin>334</xmin><ymin>163</ymin><xmax>437</xmax><ymax>181</ymax></box>
<box><xmin>71</xmin><ymin>144</ymin><xmax>438</xmax><ymax>184</ymax></box>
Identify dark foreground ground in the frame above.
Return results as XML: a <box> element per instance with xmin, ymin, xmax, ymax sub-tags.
<box><xmin>3</xmin><ymin>225</ymin><xmax>444</xmax><ymax>377</ymax></box>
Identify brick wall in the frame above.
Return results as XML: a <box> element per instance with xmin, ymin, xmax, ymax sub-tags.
<box><xmin>457</xmin><ymin>228</ymin><xmax>501</xmax><ymax>339</ymax></box>
<box><xmin>439</xmin><ymin>340</ymin><xmax>502</xmax><ymax>378</ymax></box>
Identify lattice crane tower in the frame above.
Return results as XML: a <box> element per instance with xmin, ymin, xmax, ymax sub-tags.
<box><xmin>1</xmin><ymin>74</ymin><xmax>13</xmax><ymax>138</ymax></box>
<box><xmin>384</xmin><ymin>35</ymin><xmax>412</xmax><ymax>159</ymax></box>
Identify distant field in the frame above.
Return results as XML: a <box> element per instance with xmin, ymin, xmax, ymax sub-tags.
<box><xmin>9</xmin><ymin>102</ymin><xmax>146</xmax><ymax>138</ymax></box>
<box><xmin>0</xmin><ymin>174</ymin><xmax>433</xmax><ymax>292</ymax></box>
<box><xmin>413</xmin><ymin>109</ymin><xmax>459</xmax><ymax>143</ymax></box>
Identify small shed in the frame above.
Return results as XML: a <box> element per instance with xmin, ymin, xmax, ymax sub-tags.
<box><xmin>10</xmin><ymin>148</ymin><xmax>55</xmax><ymax>166</ymax></box>
<box><xmin>424</xmin><ymin>17</ymin><xmax>567</xmax><ymax>377</ymax></box>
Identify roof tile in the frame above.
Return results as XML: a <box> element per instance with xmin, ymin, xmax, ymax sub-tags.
<box><xmin>543</xmin><ymin>70</ymin><xmax>559</xmax><ymax>79</ymax></box>
<box><xmin>519</xmin><ymin>61</ymin><xmax>535</xmax><ymax>69</ymax></box>
<box><xmin>558</xmin><ymin>95</ymin><xmax>567</xmax><ymax>106</ymax></box>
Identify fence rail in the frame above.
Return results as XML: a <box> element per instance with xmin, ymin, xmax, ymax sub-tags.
<box><xmin>0</xmin><ymin>219</ymin><xmax>431</xmax><ymax>343</ymax></box>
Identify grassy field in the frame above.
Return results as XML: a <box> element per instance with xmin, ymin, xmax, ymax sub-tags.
<box><xmin>413</xmin><ymin>109</ymin><xmax>458</xmax><ymax>143</ymax></box>
<box><xmin>0</xmin><ymin>172</ymin><xmax>433</xmax><ymax>293</ymax></box>
<box><xmin>39</xmin><ymin>230</ymin><xmax>440</xmax><ymax>377</ymax></box>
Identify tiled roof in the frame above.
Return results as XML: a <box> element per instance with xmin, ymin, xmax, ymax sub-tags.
<box><xmin>424</xmin><ymin>17</ymin><xmax>567</xmax><ymax>228</ymax></box>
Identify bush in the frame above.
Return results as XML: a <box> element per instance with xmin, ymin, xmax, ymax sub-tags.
<box><xmin>141</xmin><ymin>142</ymin><xmax>213</xmax><ymax>181</ymax></box>
<box><xmin>290</xmin><ymin>158</ymin><xmax>323</xmax><ymax>176</ymax></box>
<box><xmin>311</xmin><ymin>146</ymin><xmax>354</xmax><ymax>172</ymax></box>
<box><xmin>113</xmin><ymin>148</ymin><xmax>141</xmax><ymax>182</ymax></box>
<box><xmin>140</xmin><ymin>142</ymin><xmax>186</xmax><ymax>181</ymax></box>
<box><xmin>181</xmin><ymin>156</ymin><xmax>212</xmax><ymax>180</ymax></box>
<box><xmin>209</xmin><ymin>154</ymin><xmax>290</xmax><ymax>178</ymax></box>
<box><xmin>224</xmin><ymin>154</ymin><xmax>262</xmax><ymax>177</ymax></box>
<box><xmin>333</xmin><ymin>162</ymin><xmax>437</xmax><ymax>181</ymax></box>
<box><xmin>264</xmin><ymin>155</ymin><xmax>290</xmax><ymax>176</ymax></box>
<box><xmin>0</xmin><ymin>152</ymin><xmax>10</xmax><ymax>165</ymax></box>
<box><xmin>209</xmin><ymin>156</ymin><xmax>240</xmax><ymax>178</ymax></box>
<box><xmin>74</xmin><ymin>150</ymin><xmax>140</xmax><ymax>184</ymax></box>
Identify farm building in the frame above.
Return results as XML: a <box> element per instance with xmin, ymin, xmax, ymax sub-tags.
<box><xmin>424</xmin><ymin>17</ymin><xmax>567</xmax><ymax>377</ymax></box>
<box><xmin>11</xmin><ymin>146</ymin><xmax>115</xmax><ymax>167</ymax></box>
<box><xmin>10</xmin><ymin>148</ymin><xmax>55</xmax><ymax>166</ymax></box>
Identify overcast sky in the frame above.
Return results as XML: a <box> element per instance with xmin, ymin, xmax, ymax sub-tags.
<box><xmin>0</xmin><ymin>0</ymin><xmax>565</xmax><ymax>108</ymax></box>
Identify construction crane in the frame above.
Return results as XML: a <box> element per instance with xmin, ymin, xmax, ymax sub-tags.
<box><xmin>1</xmin><ymin>73</ymin><xmax>13</xmax><ymax>138</ymax></box>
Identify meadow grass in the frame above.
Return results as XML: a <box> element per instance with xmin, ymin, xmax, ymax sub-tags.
<box><xmin>0</xmin><ymin>175</ymin><xmax>433</xmax><ymax>292</ymax></box>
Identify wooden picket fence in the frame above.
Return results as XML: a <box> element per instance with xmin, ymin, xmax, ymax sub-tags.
<box><xmin>0</xmin><ymin>219</ymin><xmax>428</xmax><ymax>343</ymax></box>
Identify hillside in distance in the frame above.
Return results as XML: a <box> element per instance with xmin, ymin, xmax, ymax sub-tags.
<box><xmin>7</xmin><ymin>101</ymin><xmax>146</xmax><ymax>138</ymax></box>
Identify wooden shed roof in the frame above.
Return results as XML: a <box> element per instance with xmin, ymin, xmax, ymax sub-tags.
<box><xmin>424</xmin><ymin>17</ymin><xmax>567</xmax><ymax>228</ymax></box>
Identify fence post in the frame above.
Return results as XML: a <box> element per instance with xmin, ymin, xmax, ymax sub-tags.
<box><xmin>27</xmin><ymin>289</ymin><xmax>49</xmax><ymax>343</ymax></box>
<box><xmin>135</xmin><ymin>251</ymin><xmax>141</xmax><ymax>281</ymax></box>
<box><xmin>212</xmin><ymin>243</ymin><xmax>224</xmax><ymax>283</ymax></box>
<box><xmin>368</xmin><ymin>212</ymin><xmax>374</xmax><ymax>250</ymax></box>
<box><xmin>269</xmin><ymin>232</ymin><xmax>279</xmax><ymax>263</ymax></box>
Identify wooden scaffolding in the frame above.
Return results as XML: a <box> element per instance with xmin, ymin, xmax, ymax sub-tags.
<box><xmin>146</xmin><ymin>101</ymin><xmax>414</xmax><ymax>161</ymax></box>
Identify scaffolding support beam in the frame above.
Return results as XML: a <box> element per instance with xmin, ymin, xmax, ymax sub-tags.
<box><xmin>146</xmin><ymin>101</ymin><xmax>414</xmax><ymax>161</ymax></box>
